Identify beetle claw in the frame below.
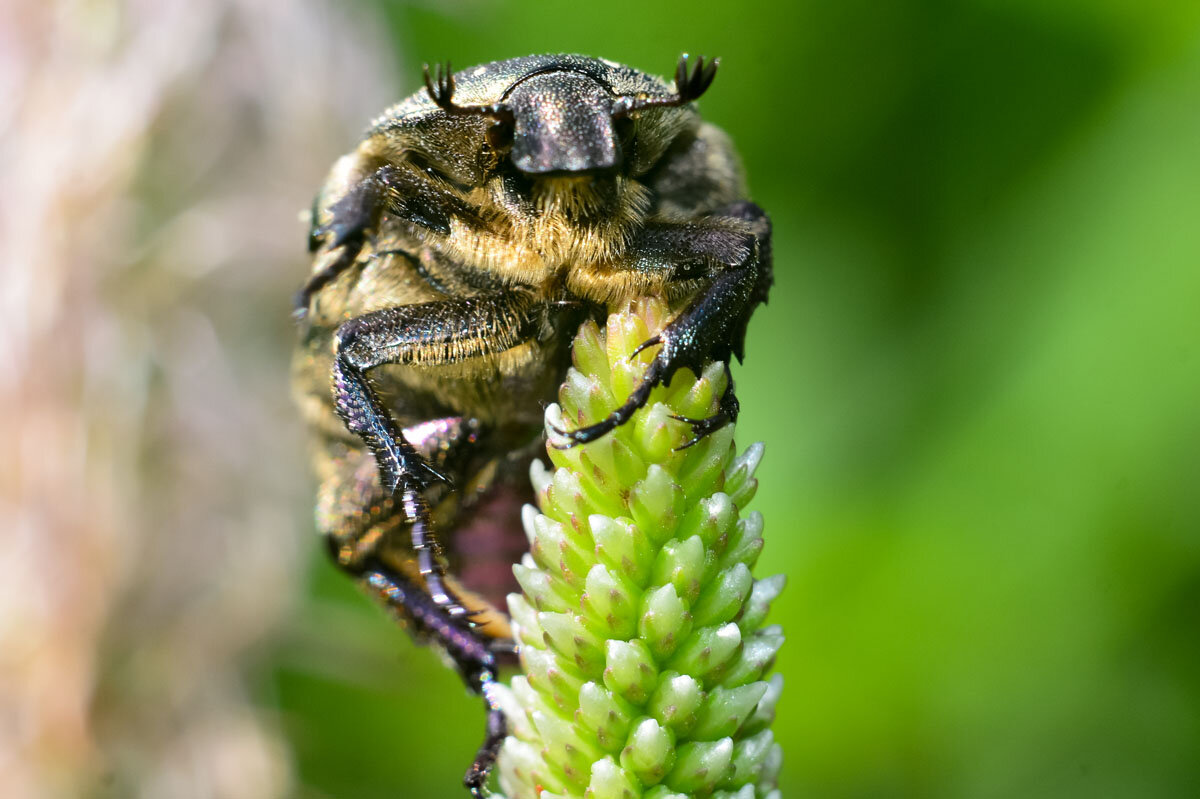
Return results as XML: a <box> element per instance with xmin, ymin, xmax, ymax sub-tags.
<box><xmin>669</xmin><ymin>371</ymin><xmax>739</xmax><ymax>449</ymax></box>
<box><xmin>547</xmin><ymin>420</ymin><xmax>604</xmax><ymax>448</ymax></box>
<box><xmin>415</xmin><ymin>458</ymin><xmax>453</xmax><ymax>490</ymax></box>
<box><xmin>670</xmin><ymin>411</ymin><xmax>729</xmax><ymax>449</ymax></box>
<box><xmin>629</xmin><ymin>333</ymin><xmax>663</xmax><ymax>360</ymax></box>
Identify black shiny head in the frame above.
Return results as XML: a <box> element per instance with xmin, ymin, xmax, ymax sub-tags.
<box><xmin>505</xmin><ymin>71</ymin><xmax>619</xmax><ymax>175</ymax></box>
<box><xmin>422</xmin><ymin>54</ymin><xmax>719</xmax><ymax>179</ymax></box>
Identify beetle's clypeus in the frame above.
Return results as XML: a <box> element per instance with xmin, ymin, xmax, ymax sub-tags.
<box><xmin>292</xmin><ymin>53</ymin><xmax>772</xmax><ymax>796</ymax></box>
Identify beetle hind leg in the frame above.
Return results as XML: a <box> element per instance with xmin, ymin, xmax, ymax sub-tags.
<box><xmin>317</xmin><ymin>442</ymin><xmax>512</xmax><ymax>795</ymax></box>
<box><xmin>463</xmin><ymin>692</ymin><xmax>507</xmax><ymax>798</ymax></box>
<box><xmin>360</xmin><ymin>562</ymin><xmax>506</xmax><ymax>797</ymax></box>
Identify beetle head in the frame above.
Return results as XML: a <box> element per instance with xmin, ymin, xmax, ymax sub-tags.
<box><xmin>505</xmin><ymin>71</ymin><xmax>620</xmax><ymax>176</ymax></box>
<box><xmin>424</xmin><ymin>55</ymin><xmax>718</xmax><ymax>180</ymax></box>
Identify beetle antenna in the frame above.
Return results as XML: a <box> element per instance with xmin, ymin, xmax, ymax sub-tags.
<box><xmin>674</xmin><ymin>53</ymin><xmax>719</xmax><ymax>103</ymax></box>
<box><xmin>423</xmin><ymin>61</ymin><xmax>459</xmax><ymax>112</ymax></box>
<box><xmin>614</xmin><ymin>53</ymin><xmax>719</xmax><ymax>116</ymax></box>
<box><xmin>423</xmin><ymin>60</ymin><xmax>514</xmax><ymax>124</ymax></box>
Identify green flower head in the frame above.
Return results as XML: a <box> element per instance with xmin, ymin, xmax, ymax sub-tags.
<box><xmin>490</xmin><ymin>298</ymin><xmax>784</xmax><ymax>799</ymax></box>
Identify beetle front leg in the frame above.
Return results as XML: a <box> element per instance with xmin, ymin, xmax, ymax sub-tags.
<box><xmin>669</xmin><ymin>362</ymin><xmax>741</xmax><ymax>449</ymax></box>
<box><xmin>295</xmin><ymin>163</ymin><xmax>486</xmax><ymax>317</ymax></box>
<box><xmin>332</xmin><ymin>352</ymin><xmax>449</xmax><ymax>494</ymax></box>
<box><xmin>557</xmin><ymin>201</ymin><xmax>772</xmax><ymax>446</ymax></box>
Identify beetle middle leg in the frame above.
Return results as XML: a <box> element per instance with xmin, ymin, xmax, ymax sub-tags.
<box><xmin>329</xmin><ymin>288</ymin><xmax>553</xmax><ymax>793</ymax></box>
<box><xmin>558</xmin><ymin>201</ymin><xmax>773</xmax><ymax>446</ymax></box>
<box><xmin>331</xmin><ymin>289</ymin><xmax>548</xmax><ymax>607</ymax></box>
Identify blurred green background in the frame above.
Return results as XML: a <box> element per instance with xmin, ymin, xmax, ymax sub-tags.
<box><xmin>262</xmin><ymin>1</ymin><xmax>1200</xmax><ymax>797</ymax></box>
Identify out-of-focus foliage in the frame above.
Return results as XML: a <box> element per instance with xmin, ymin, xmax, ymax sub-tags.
<box><xmin>0</xmin><ymin>1</ymin><xmax>396</xmax><ymax>797</ymax></box>
<box><xmin>269</xmin><ymin>2</ymin><xmax>1200</xmax><ymax>798</ymax></box>
<box><xmin>3</xmin><ymin>1</ymin><xmax>1197</xmax><ymax>798</ymax></box>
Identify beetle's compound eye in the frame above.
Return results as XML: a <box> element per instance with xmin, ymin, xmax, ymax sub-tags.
<box><xmin>614</xmin><ymin>115</ymin><xmax>635</xmax><ymax>147</ymax></box>
<box><xmin>614</xmin><ymin>115</ymin><xmax>636</xmax><ymax>165</ymax></box>
<box><xmin>486</xmin><ymin>120</ymin><xmax>514</xmax><ymax>152</ymax></box>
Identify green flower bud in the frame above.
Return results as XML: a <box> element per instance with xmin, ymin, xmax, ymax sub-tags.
<box><xmin>629</xmin><ymin>465</ymin><xmax>684</xmax><ymax>546</ymax></box>
<box><xmin>514</xmin><ymin>562</ymin><xmax>572</xmax><ymax>613</ymax></box>
<box><xmin>690</xmin><ymin>683</ymin><xmax>769</xmax><ymax>741</ymax></box>
<box><xmin>508</xmin><ymin>594</ymin><xmax>545</xmax><ymax>652</ymax></box>
<box><xmin>591</xmin><ymin>515</ymin><xmax>656</xmax><ymax>587</ymax></box>
<box><xmin>539</xmin><ymin>611</ymin><xmax>607</xmax><ymax>678</ymax></box>
<box><xmin>621</xmin><ymin>717</ymin><xmax>676</xmax><ymax>785</ymax></box>
<box><xmin>577</xmin><ymin>682</ymin><xmax>635</xmax><ymax>753</ymax></box>
<box><xmin>664</xmin><ymin>738</ymin><xmax>734</xmax><ymax>795</ymax></box>
<box><xmin>691</xmin><ymin>564</ymin><xmax>754</xmax><ymax>629</ymax></box>
<box><xmin>724</xmin><ymin>443</ymin><xmax>764</xmax><ymax>510</ymax></box>
<box><xmin>603</xmin><ymin>639</ymin><xmax>658</xmax><ymax>704</ymax></box>
<box><xmin>587</xmin><ymin>756</ymin><xmax>640</xmax><ymax>799</ymax></box>
<box><xmin>523</xmin><ymin>644</ymin><xmax>586</xmax><ymax>715</ymax></box>
<box><xmin>651</xmin><ymin>536</ymin><xmax>707</xmax><ymax>605</ymax></box>
<box><xmin>759</xmin><ymin>743</ymin><xmax>783</xmax><ymax>792</ymax></box>
<box><xmin>676</xmin><ymin>493</ymin><xmax>737</xmax><ymax>554</ymax></box>
<box><xmin>666</xmin><ymin>361</ymin><xmax>725</xmax><ymax>422</ymax></box>
<box><xmin>581</xmin><ymin>564</ymin><xmax>640</xmax><ymax>640</ymax></box>
<box><xmin>720</xmin><ymin>627</ymin><xmax>784</xmax><ymax>689</ymax></box>
<box><xmin>576</xmin><ymin>439</ymin><xmax>632</xmax><ymax>501</ymax></box>
<box><xmin>721</xmin><ymin>729</ymin><xmax>774</xmax><ymax>789</ymax></box>
<box><xmin>718</xmin><ymin>513</ymin><xmax>764</xmax><ymax>572</ymax></box>
<box><xmin>667</xmin><ymin>623</ymin><xmax>743</xmax><ymax>686</ymax></box>
<box><xmin>633</xmin><ymin>401</ymin><xmax>684</xmax><ymax>463</ymax></box>
<box><xmin>498</xmin><ymin>737</ymin><xmax>542</xmax><ymax>793</ymax></box>
<box><xmin>740</xmin><ymin>675</ymin><xmax>784</xmax><ymax>737</ymax></box>
<box><xmin>738</xmin><ymin>575</ymin><xmax>786</xmax><ymax>635</ymax></box>
<box><xmin>677</xmin><ymin>427</ymin><xmax>735</xmax><ymax>502</ymax></box>
<box><xmin>531</xmin><ymin>708</ymin><xmax>603</xmax><ymax>791</ymax></box>
<box><xmin>639</xmin><ymin>584</ymin><xmax>693</xmax><ymax>660</ymax></box>
<box><xmin>561</xmin><ymin>368</ymin><xmax>613</xmax><ymax>431</ymax></box>
<box><xmin>545</xmin><ymin>464</ymin><xmax>609</xmax><ymax>523</ymax></box>
<box><xmin>571</xmin><ymin>319</ymin><xmax>611</xmax><ymax>379</ymax></box>
<box><xmin>530</xmin><ymin>515</ymin><xmax>593</xmax><ymax>591</ymax></box>
<box><xmin>647</xmin><ymin>672</ymin><xmax>705</xmax><ymax>735</ymax></box>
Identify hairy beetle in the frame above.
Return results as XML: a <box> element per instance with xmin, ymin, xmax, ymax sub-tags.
<box><xmin>292</xmin><ymin>53</ymin><xmax>772</xmax><ymax>795</ymax></box>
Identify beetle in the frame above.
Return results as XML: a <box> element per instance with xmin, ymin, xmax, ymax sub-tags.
<box><xmin>292</xmin><ymin>53</ymin><xmax>772</xmax><ymax>795</ymax></box>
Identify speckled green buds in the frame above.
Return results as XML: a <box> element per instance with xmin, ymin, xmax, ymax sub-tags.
<box><xmin>496</xmin><ymin>298</ymin><xmax>784</xmax><ymax>799</ymax></box>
